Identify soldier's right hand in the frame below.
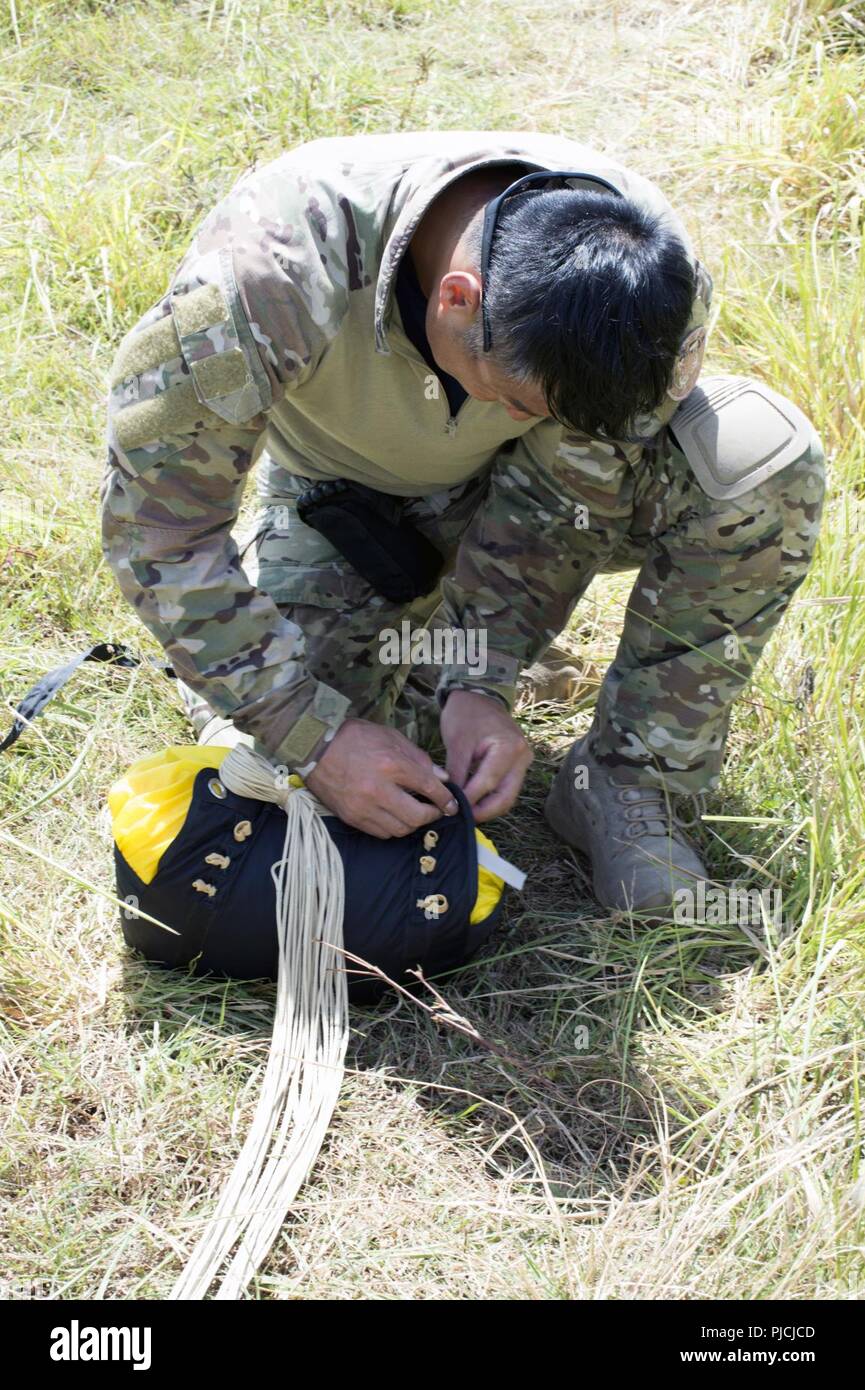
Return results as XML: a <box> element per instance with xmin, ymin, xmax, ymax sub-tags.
<box><xmin>304</xmin><ymin>718</ymin><xmax>459</xmax><ymax>838</ymax></box>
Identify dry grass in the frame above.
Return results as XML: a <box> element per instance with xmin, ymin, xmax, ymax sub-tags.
<box><xmin>0</xmin><ymin>0</ymin><xmax>863</xmax><ymax>1299</ymax></box>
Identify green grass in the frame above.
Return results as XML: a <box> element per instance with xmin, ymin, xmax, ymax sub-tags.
<box><xmin>0</xmin><ymin>0</ymin><xmax>863</xmax><ymax>1299</ymax></box>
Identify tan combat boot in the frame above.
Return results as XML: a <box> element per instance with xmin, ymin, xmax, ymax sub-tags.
<box><xmin>544</xmin><ymin>730</ymin><xmax>709</xmax><ymax>915</ymax></box>
<box><xmin>518</xmin><ymin>641</ymin><xmax>585</xmax><ymax>704</ymax></box>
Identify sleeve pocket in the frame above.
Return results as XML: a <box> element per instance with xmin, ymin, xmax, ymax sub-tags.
<box><xmin>170</xmin><ymin>247</ymin><xmax>273</xmax><ymax>427</ymax></box>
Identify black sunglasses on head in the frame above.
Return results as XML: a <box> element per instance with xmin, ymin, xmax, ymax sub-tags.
<box><xmin>479</xmin><ymin>168</ymin><xmax>624</xmax><ymax>353</ymax></box>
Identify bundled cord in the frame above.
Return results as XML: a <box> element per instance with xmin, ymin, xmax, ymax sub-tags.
<box><xmin>169</xmin><ymin>744</ymin><xmax>348</xmax><ymax>1300</ymax></box>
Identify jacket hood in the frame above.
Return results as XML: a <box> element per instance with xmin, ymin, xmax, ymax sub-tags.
<box><xmin>297</xmin><ymin>129</ymin><xmax>698</xmax><ymax>353</ymax></box>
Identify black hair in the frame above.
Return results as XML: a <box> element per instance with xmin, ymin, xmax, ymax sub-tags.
<box><xmin>479</xmin><ymin>188</ymin><xmax>696</xmax><ymax>439</ymax></box>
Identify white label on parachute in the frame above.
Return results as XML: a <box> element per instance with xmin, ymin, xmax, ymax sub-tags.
<box><xmin>476</xmin><ymin>843</ymin><xmax>526</xmax><ymax>891</ymax></box>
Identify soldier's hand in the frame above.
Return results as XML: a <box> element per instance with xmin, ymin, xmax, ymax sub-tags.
<box><xmin>440</xmin><ymin>690</ymin><xmax>532</xmax><ymax>822</ymax></box>
<box><xmin>304</xmin><ymin>717</ymin><xmax>458</xmax><ymax>838</ymax></box>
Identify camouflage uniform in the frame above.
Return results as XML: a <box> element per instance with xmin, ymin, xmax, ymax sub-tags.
<box><xmin>101</xmin><ymin>131</ymin><xmax>824</xmax><ymax>791</ymax></box>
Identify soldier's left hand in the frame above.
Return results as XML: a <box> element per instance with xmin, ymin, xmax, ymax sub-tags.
<box><xmin>441</xmin><ymin>690</ymin><xmax>533</xmax><ymax>822</ymax></box>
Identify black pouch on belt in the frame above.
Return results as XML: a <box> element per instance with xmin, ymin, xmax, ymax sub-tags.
<box><xmin>294</xmin><ymin>479</ymin><xmax>444</xmax><ymax>605</ymax></box>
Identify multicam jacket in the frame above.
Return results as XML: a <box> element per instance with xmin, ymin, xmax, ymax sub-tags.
<box><xmin>101</xmin><ymin>130</ymin><xmax>712</xmax><ymax>775</ymax></box>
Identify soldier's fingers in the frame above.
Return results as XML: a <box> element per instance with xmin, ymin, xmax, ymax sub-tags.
<box><xmin>384</xmin><ymin>784</ymin><xmax>455</xmax><ymax>833</ymax></box>
<box><xmin>395</xmin><ymin>763</ymin><xmax>458</xmax><ymax>817</ymax></box>
<box><xmin>462</xmin><ymin>740</ymin><xmax>503</xmax><ymax>807</ymax></box>
<box><xmin>343</xmin><ymin>793</ymin><xmax>415</xmax><ymax>838</ymax></box>
<box><xmin>444</xmin><ymin>738</ymin><xmax>473</xmax><ymax>788</ymax></box>
<box><xmin>359</xmin><ymin>807</ymin><xmax>414</xmax><ymax>839</ymax></box>
<box><xmin>399</xmin><ymin>737</ymin><xmax>438</xmax><ymax>770</ymax></box>
<box><xmin>394</xmin><ymin>741</ymin><xmax>455</xmax><ymax>801</ymax></box>
<box><xmin>470</xmin><ymin>766</ymin><xmax>526</xmax><ymax>823</ymax></box>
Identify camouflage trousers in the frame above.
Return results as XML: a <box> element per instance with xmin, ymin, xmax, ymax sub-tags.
<box><xmin>182</xmin><ymin>428</ymin><xmax>824</xmax><ymax>795</ymax></box>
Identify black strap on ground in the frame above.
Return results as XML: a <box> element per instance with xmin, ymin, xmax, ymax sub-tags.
<box><xmin>0</xmin><ymin>642</ymin><xmax>173</xmax><ymax>753</ymax></box>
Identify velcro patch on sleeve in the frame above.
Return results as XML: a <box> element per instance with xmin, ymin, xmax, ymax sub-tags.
<box><xmin>113</xmin><ymin>380</ymin><xmax>224</xmax><ymax>453</ymax></box>
<box><xmin>172</xmin><ymin>281</ymin><xmax>230</xmax><ymax>339</ymax></box>
<box><xmin>169</xmin><ymin>254</ymin><xmax>271</xmax><ymax>426</ymax></box>
<box><xmin>190</xmin><ymin>348</ymin><xmax>252</xmax><ymax>400</ymax></box>
<box><xmin>108</xmin><ymin>317</ymin><xmax>182</xmax><ymax>389</ymax></box>
<box><xmin>278</xmin><ymin>711</ymin><xmax>331</xmax><ymax>766</ymax></box>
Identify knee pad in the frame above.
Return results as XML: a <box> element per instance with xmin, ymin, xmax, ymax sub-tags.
<box><xmin>670</xmin><ymin>375</ymin><xmax>817</xmax><ymax>501</ymax></box>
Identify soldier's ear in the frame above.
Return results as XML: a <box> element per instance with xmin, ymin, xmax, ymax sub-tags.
<box><xmin>438</xmin><ymin>270</ymin><xmax>483</xmax><ymax>315</ymax></box>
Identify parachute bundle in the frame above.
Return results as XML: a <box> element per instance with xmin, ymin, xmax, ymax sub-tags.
<box><xmin>108</xmin><ymin>742</ymin><xmax>522</xmax><ymax>1297</ymax></box>
<box><xmin>3</xmin><ymin>649</ymin><xmax>523</xmax><ymax>1295</ymax></box>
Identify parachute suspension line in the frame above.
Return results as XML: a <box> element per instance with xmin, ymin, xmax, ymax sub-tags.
<box><xmin>170</xmin><ymin>744</ymin><xmax>348</xmax><ymax>1301</ymax></box>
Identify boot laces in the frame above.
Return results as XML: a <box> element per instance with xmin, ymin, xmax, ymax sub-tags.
<box><xmin>614</xmin><ymin>782</ymin><xmax>706</xmax><ymax>841</ymax></box>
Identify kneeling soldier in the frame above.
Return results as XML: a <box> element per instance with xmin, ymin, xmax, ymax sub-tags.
<box><xmin>101</xmin><ymin>131</ymin><xmax>825</xmax><ymax>914</ymax></box>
